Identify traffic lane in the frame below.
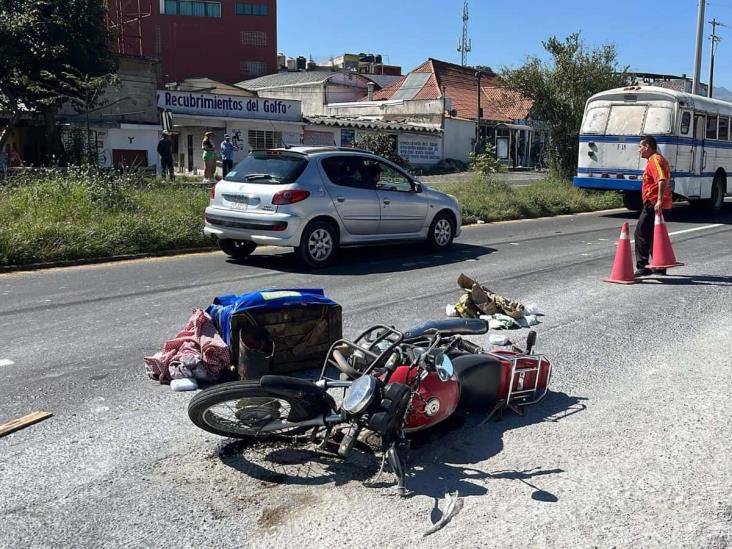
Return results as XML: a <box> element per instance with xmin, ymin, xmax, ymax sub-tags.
<box><xmin>2</xmin><ymin>200</ymin><xmax>725</xmax><ymax>318</ymax></box>
<box><xmin>2</xmin><ymin>224</ymin><xmax>731</xmax><ymax>547</ymax></box>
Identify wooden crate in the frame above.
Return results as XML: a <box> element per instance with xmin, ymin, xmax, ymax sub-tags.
<box><xmin>229</xmin><ymin>304</ymin><xmax>342</xmax><ymax>375</ymax></box>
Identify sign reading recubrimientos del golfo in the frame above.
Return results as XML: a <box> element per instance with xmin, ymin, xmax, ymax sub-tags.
<box><xmin>156</xmin><ymin>90</ymin><xmax>301</xmax><ymax>122</ymax></box>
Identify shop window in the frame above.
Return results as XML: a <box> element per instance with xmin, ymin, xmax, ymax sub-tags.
<box><xmin>240</xmin><ymin>61</ymin><xmax>267</xmax><ymax>78</ymax></box>
<box><xmin>247</xmin><ymin>129</ymin><xmax>282</xmax><ymax>150</ymax></box>
<box><xmin>163</xmin><ymin>1</ymin><xmax>221</xmax><ymax>17</ymax></box>
<box><xmin>240</xmin><ymin>31</ymin><xmax>267</xmax><ymax>46</ymax></box>
<box><xmin>236</xmin><ymin>3</ymin><xmax>268</xmax><ymax>16</ymax></box>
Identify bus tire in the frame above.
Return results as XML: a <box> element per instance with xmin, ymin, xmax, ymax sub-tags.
<box><xmin>709</xmin><ymin>176</ymin><xmax>725</xmax><ymax>212</ymax></box>
<box><xmin>622</xmin><ymin>192</ymin><xmax>643</xmax><ymax>211</ymax></box>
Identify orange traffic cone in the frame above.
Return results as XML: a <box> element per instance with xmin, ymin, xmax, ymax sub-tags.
<box><xmin>604</xmin><ymin>222</ymin><xmax>636</xmax><ymax>284</ymax></box>
<box><xmin>646</xmin><ymin>212</ymin><xmax>684</xmax><ymax>269</ymax></box>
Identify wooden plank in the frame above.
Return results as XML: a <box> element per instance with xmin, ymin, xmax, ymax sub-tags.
<box><xmin>0</xmin><ymin>411</ymin><xmax>53</xmax><ymax>437</ymax></box>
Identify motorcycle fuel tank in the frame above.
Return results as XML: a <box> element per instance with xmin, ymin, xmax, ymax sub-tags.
<box><xmin>388</xmin><ymin>366</ymin><xmax>460</xmax><ymax>433</ymax></box>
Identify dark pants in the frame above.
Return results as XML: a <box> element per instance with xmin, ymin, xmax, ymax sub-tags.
<box><xmin>222</xmin><ymin>159</ymin><xmax>234</xmax><ymax>178</ymax></box>
<box><xmin>634</xmin><ymin>202</ymin><xmax>670</xmax><ymax>268</ymax></box>
<box><xmin>160</xmin><ymin>156</ymin><xmax>175</xmax><ymax>179</ymax></box>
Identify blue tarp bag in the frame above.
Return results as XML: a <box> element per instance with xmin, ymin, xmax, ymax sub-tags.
<box><xmin>207</xmin><ymin>288</ymin><xmax>342</xmax><ymax>376</ymax></box>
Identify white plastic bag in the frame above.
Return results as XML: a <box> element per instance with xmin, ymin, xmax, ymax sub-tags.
<box><xmin>171</xmin><ymin>378</ymin><xmax>199</xmax><ymax>392</ymax></box>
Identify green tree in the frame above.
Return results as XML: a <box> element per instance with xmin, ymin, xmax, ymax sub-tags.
<box><xmin>500</xmin><ymin>33</ymin><xmax>628</xmax><ymax>179</ymax></box>
<box><xmin>0</xmin><ymin>0</ymin><xmax>118</xmax><ymax>161</ymax></box>
<box><xmin>352</xmin><ymin>132</ymin><xmax>410</xmax><ymax>169</ymax></box>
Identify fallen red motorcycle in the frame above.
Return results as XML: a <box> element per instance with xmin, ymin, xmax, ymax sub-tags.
<box><xmin>188</xmin><ymin>319</ymin><xmax>552</xmax><ymax>494</ymax></box>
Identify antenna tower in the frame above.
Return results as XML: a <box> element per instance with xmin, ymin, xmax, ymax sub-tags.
<box><xmin>457</xmin><ymin>1</ymin><xmax>471</xmax><ymax>66</ymax></box>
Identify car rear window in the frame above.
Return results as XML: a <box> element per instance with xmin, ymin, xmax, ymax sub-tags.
<box><xmin>225</xmin><ymin>153</ymin><xmax>308</xmax><ymax>184</ymax></box>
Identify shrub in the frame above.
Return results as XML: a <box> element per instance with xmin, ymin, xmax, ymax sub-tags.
<box><xmin>468</xmin><ymin>144</ymin><xmax>504</xmax><ymax>176</ymax></box>
<box><xmin>352</xmin><ymin>133</ymin><xmax>411</xmax><ymax>169</ymax></box>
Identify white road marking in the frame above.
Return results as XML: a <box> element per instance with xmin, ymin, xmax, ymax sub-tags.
<box><xmin>628</xmin><ymin>223</ymin><xmax>724</xmax><ymax>245</ymax></box>
<box><xmin>0</xmin><ymin>359</ymin><xmax>14</xmax><ymax>367</ymax></box>
<box><xmin>668</xmin><ymin>224</ymin><xmax>723</xmax><ymax>236</ymax></box>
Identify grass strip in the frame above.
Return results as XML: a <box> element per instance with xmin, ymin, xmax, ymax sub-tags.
<box><xmin>0</xmin><ymin>170</ymin><xmax>623</xmax><ymax>267</ymax></box>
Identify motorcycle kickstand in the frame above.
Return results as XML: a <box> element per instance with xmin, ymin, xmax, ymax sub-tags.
<box><xmin>480</xmin><ymin>400</ymin><xmax>506</xmax><ymax>425</ymax></box>
<box><xmin>387</xmin><ymin>440</ymin><xmax>407</xmax><ymax>497</ymax></box>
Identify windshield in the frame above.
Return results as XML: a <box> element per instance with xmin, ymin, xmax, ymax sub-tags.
<box><xmin>581</xmin><ymin>106</ymin><xmax>610</xmax><ymax>133</ymax></box>
<box><xmin>606</xmin><ymin>105</ymin><xmax>647</xmax><ymax>135</ymax></box>
<box><xmin>643</xmin><ymin>107</ymin><xmax>673</xmax><ymax>134</ymax></box>
<box><xmin>225</xmin><ymin>153</ymin><xmax>308</xmax><ymax>184</ymax></box>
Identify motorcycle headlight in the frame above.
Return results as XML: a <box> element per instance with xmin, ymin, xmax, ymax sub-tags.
<box><xmin>342</xmin><ymin>375</ymin><xmax>377</xmax><ymax>415</ymax></box>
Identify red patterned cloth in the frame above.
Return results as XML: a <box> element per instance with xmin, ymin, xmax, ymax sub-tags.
<box><xmin>144</xmin><ymin>308</ymin><xmax>231</xmax><ymax>383</ymax></box>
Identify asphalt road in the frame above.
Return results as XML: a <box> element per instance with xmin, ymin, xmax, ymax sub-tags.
<box><xmin>1</xmin><ymin>203</ymin><xmax>731</xmax><ymax>548</ymax></box>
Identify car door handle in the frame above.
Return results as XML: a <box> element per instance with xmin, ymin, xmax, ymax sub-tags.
<box><xmin>336</xmin><ymin>196</ymin><xmax>345</xmax><ymax>202</ymax></box>
<box><xmin>382</xmin><ymin>199</ymin><xmax>391</xmax><ymax>205</ymax></box>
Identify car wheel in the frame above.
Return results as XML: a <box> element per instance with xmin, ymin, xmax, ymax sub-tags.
<box><xmin>219</xmin><ymin>239</ymin><xmax>257</xmax><ymax>260</ymax></box>
<box><xmin>427</xmin><ymin>212</ymin><xmax>455</xmax><ymax>250</ymax></box>
<box><xmin>297</xmin><ymin>220</ymin><xmax>338</xmax><ymax>268</ymax></box>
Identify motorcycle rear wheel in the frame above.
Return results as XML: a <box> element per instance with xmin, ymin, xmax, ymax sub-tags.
<box><xmin>188</xmin><ymin>381</ymin><xmax>313</xmax><ymax>439</ymax></box>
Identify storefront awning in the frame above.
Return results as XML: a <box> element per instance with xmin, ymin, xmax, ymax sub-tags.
<box><xmin>495</xmin><ymin>122</ymin><xmax>534</xmax><ymax>132</ymax></box>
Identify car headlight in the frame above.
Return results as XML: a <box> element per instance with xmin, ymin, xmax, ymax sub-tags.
<box><xmin>342</xmin><ymin>375</ymin><xmax>377</xmax><ymax>415</ymax></box>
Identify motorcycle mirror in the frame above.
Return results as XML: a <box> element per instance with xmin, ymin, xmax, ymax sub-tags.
<box><xmin>526</xmin><ymin>330</ymin><xmax>537</xmax><ymax>354</ymax></box>
<box><xmin>435</xmin><ymin>353</ymin><xmax>455</xmax><ymax>382</ymax></box>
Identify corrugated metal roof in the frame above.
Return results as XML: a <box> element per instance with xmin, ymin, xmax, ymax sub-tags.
<box><xmin>236</xmin><ymin>71</ymin><xmax>344</xmax><ymax>89</ymax></box>
<box><xmin>305</xmin><ymin>116</ymin><xmax>441</xmax><ymax>133</ymax></box>
<box><xmin>362</xmin><ymin>74</ymin><xmax>403</xmax><ymax>88</ymax></box>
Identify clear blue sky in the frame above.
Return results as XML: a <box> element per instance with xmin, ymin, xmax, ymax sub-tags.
<box><xmin>278</xmin><ymin>0</ymin><xmax>732</xmax><ymax>91</ymax></box>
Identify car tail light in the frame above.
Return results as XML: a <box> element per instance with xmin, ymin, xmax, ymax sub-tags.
<box><xmin>272</xmin><ymin>189</ymin><xmax>310</xmax><ymax>205</ymax></box>
<box><xmin>209</xmin><ymin>184</ymin><xmax>216</xmax><ymax>200</ymax></box>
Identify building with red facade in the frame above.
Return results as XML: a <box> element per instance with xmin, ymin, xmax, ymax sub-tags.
<box><xmin>105</xmin><ymin>1</ymin><xmax>277</xmax><ymax>84</ymax></box>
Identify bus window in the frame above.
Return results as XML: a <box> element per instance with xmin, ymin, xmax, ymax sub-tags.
<box><xmin>719</xmin><ymin>117</ymin><xmax>730</xmax><ymax>140</ymax></box>
<box><xmin>644</xmin><ymin>107</ymin><xmax>673</xmax><ymax>134</ymax></box>
<box><xmin>706</xmin><ymin>115</ymin><xmax>718</xmax><ymax>139</ymax></box>
<box><xmin>606</xmin><ymin>105</ymin><xmax>646</xmax><ymax>135</ymax></box>
<box><xmin>680</xmin><ymin>112</ymin><xmax>691</xmax><ymax>134</ymax></box>
<box><xmin>581</xmin><ymin>106</ymin><xmax>609</xmax><ymax>133</ymax></box>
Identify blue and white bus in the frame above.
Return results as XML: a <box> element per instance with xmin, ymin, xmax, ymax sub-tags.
<box><xmin>573</xmin><ymin>86</ymin><xmax>731</xmax><ymax>211</ymax></box>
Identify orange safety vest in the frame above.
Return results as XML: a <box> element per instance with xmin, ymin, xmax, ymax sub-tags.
<box><xmin>641</xmin><ymin>152</ymin><xmax>672</xmax><ymax>209</ymax></box>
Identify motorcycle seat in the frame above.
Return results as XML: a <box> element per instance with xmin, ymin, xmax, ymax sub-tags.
<box><xmin>451</xmin><ymin>353</ymin><xmax>503</xmax><ymax>411</ymax></box>
<box><xmin>403</xmin><ymin>318</ymin><xmax>489</xmax><ymax>340</ymax></box>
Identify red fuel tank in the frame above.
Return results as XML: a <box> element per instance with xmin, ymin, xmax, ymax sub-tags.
<box><xmin>387</xmin><ymin>365</ymin><xmax>460</xmax><ymax>433</ymax></box>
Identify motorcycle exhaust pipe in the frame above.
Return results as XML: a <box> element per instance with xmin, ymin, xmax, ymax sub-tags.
<box><xmin>256</xmin><ymin>413</ymin><xmax>342</xmax><ymax>433</ymax></box>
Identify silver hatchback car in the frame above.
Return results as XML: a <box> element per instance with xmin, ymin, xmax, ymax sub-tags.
<box><xmin>204</xmin><ymin>146</ymin><xmax>462</xmax><ymax>267</ymax></box>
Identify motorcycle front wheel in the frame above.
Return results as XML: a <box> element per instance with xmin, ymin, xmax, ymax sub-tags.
<box><xmin>188</xmin><ymin>381</ymin><xmax>314</xmax><ymax>439</ymax></box>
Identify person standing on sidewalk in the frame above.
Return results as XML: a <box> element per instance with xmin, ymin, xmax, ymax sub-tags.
<box><xmin>220</xmin><ymin>134</ymin><xmax>239</xmax><ymax>179</ymax></box>
<box><xmin>634</xmin><ymin>135</ymin><xmax>673</xmax><ymax>277</ymax></box>
<box><xmin>157</xmin><ymin>131</ymin><xmax>175</xmax><ymax>180</ymax></box>
<box><xmin>202</xmin><ymin>131</ymin><xmax>216</xmax><ymax>182</ymax></box>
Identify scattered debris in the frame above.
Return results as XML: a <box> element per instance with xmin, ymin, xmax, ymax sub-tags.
<box><xmin>423</xmin><ymin>491</ymin><xmax>464</xmax><ymax>537</ymax></box>
<box><xmin>0</xmin><ymin>411</ymin><xmax>52</xmax><ymax>437</ymax></box>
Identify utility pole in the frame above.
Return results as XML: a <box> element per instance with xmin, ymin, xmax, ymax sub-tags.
<box><xmin>708</xmin><ymin>17</ymin><xmax>725</xmax><ymax>98</ymax></box>
<box><xmin>692</xmin><ymin>0</ymin><xmax>706</xmax><ymax>95</ymax></box>
<box><xmin>457</xmin><ymin>1</ymin><xmax>471</xmax><ymax>66</ymax></box>
<box><xmin>475</xmin><ymin>71</ymin><xmax>481</xmax><ymax>153</ymax></box>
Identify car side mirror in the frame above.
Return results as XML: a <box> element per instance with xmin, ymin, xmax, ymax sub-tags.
<box><xmin>412</xmin><ymin>182</ymin><xmax>423</xmax><ymax>193</ymax></box>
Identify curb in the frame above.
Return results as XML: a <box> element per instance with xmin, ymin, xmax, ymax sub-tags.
<box><xmin>0</xmin><ymin>246</ymin><xmax>219</xmax><ymax>274</ymax></box>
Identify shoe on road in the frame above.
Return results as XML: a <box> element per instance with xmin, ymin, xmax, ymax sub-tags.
<box><xmin>634</xmin><ymin>268</ymin><xmax>652</xmax><ymax>277</ymax></box>
<box><xmin>652</xmin><ymin>268</ymin><xmax>667</xmax><ymax>275</ymax></box>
